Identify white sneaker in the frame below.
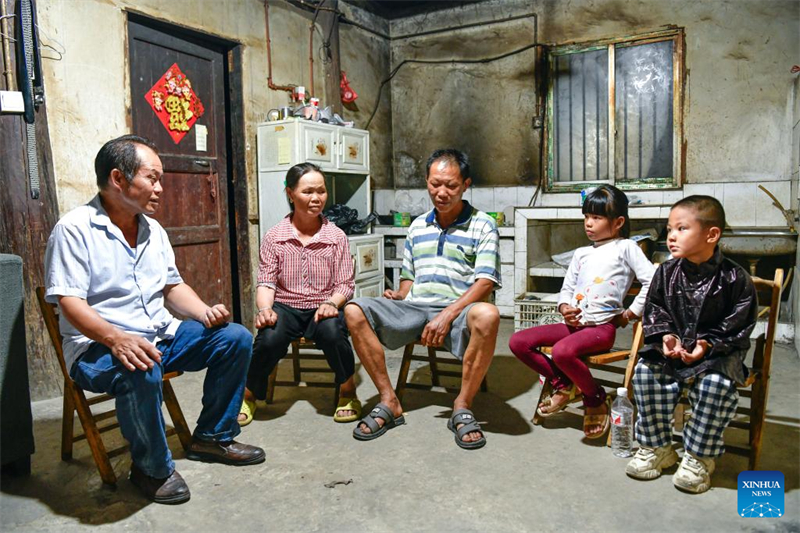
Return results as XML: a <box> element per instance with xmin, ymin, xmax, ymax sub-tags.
<box><xmin>625</xmin><ymin>444</ymin><xmax>679</xmax><ymax>480</ymax></box>
<box><xmin>673</xmin><ymin>452</ymin><xmax>715</xmax><ymax>494</ymax></box>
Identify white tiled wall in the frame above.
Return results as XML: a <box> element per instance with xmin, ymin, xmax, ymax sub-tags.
<box><xmin>375</xmin><ymin>180</ymin><xmax>794</xmax><ymax>229</ymax></box>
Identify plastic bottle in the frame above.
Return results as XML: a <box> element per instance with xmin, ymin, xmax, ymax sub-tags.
<box><xmin>611</xmin><ymin>387</ymin><xmax>634</xmax><ymax>458</ymax></box>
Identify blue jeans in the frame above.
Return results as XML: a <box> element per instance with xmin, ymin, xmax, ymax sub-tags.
<box><xmin>70</xmin><ymin>320</ymin><xmax>252</xmax><ymax>478</ymax></box>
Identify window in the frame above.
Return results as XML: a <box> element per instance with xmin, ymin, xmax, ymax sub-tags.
<box><xmin>546</xmin><ymin>29</ymin><xmax>684</xmax><ymax>190</ymax></box>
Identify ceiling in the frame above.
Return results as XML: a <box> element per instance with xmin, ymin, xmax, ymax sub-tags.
<box><xmin>341</xmin><ymin>0</ymin><xmax>487</xmax><ymax>20</ymax></box>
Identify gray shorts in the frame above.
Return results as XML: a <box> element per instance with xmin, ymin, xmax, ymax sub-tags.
<box><xmin>346</xmin><ymin>298</ymin><xmax>477</xmax><ymax>360</ymax></box>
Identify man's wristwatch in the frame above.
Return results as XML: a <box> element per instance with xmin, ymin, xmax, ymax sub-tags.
<box><xmin>257</xmin><ymin>306</ymin><xmax>272</xmax><ymax>313</ymax></box>
<box><xmin>321</xmin><ymin>300</ymin><xmax>338</xmax><ymax>309</ymax></box>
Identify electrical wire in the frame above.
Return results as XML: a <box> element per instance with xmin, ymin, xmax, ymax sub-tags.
<box><xmin>365</xmin><ymin>42</ymin><xmax>540</xmax><ymax>129</ymax></box>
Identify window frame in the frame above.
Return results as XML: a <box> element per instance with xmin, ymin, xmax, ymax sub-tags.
<box><xmin>545</xmin><ymin>28</ymin><xmax>685</xmax><ymax>192</ymax></box>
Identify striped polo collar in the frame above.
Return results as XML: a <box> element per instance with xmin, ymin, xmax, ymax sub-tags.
<box><xmin>425</xmin><ymin>200</ymin><xmax>474</xmax><ymax>228</ymax></box>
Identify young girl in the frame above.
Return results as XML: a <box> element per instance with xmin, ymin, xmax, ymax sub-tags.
<box><xmin>509</xmin><ymin>185</ymin><xmax>655</xmax><ymax>439</ymax></box>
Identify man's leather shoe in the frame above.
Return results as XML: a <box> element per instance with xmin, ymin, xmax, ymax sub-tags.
<box><xmin>130</xmin><ymin>464</ymin><xmax>190</xmax><ymax>504</ymax></box>
<box><xmin>186</xmin><ymin>437</ymin><xmax>266</xmax><ymax>466</ymax></box>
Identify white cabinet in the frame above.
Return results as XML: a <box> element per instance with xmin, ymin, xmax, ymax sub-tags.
<box><xmin>257</xmin><ymin>120</ymin><xmax>381</xmax><ymax>297</ymax></box>
<box><xmin>257</xmin><ymin>120</ymin><xmax>372</xmax><ymax>235</ymax></box>
<box><xmin>348</xmin><ymin>234</ymin><xmax>384</xmax><ymax>297</ymax></box>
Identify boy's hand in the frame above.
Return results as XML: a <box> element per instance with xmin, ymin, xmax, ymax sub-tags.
<box><xmin>681</xmin><ymin>339</ymin><xmax>711</xmax><ymax>364</ymax></box>
<box><xmin>662</xmin><ymin>334</ymin><xmax>683</xmax><ymax>359</ymax></box>
<box><xmin>559</xmin><ymin>304</ymin><xmax>582</xmax><ymax>327</ymax></box>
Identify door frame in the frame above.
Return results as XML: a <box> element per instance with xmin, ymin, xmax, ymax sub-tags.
<box><xmin>125</xmin><ymin>11</ymin><xmax>253</xmax><ymax>327</ymax></box>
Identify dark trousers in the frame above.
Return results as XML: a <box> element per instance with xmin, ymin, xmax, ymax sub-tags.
<box><xmin>246</xmin><ymin>301</ymin><xmax>355</xmax><ymax>400</ymax></box>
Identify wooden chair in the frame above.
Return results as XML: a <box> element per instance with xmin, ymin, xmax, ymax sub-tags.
<box><xmin>673</xmin><ymin>269</ymin><xmax>784</xmax><ymax>471</ymax></box>
<box><xmin>35</xmin><ymin>287</ymin><xmax>192</xmax><ymax>485</ymax></box>
<box><xmin>394</xmin><ymin>341</ymin><xmax>488</xmax><ymax>402</ymax></box>
<box><xmin>265</xmin><ymin>337</ymin><xmax>341</xmax><ymax>407</ymax></box>
<box><xmin>531</xmin><ymin>320</ymin><xmax>645</xmax><ymax>446</ymax></box>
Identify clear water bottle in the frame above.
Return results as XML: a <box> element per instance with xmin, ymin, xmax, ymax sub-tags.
<box><xmin>611</xmin><ymin>387</ymin><xmax>634</xmax><ymax>458</ymax></box>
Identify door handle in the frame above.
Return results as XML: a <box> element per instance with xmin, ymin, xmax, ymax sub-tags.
<box><xmin>194</xmin><ymin>160</ymin><xmax>210</xmax><ymax>167</ymax></box>
<box><xmin>206</xmin><ymin>174</ymin><xmax>217</xmax><ymax>202</ymax></box>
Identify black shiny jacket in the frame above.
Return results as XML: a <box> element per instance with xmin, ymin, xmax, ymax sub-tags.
<box><xmin>640</xmin><ymin>247</ymin><xmax>758</xmax><ymax>383</ymax></box>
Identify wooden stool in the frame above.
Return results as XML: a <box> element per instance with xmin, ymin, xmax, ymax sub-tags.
<box><xmin>394</xmin><ymin>341</ymin><xmax>488</xmax><ymax>401</ymax></box>
<box><xmin>36</xmin><ymin>288</ymin><xmax>192</xmax><ymax>486</ymax></box>
<box><xmin>265</xmin><ymin>338</ymin><xmax>341</xmax><ymax>407</ymax></box>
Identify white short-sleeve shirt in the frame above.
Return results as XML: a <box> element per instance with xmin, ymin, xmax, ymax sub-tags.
<box><xmin>45</xmin><ymin>195</ymin><xmax>183</xmax><ymax>369</ymax></box>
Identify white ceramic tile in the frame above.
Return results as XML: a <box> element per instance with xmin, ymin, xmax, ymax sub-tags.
<box><xmin>722</xmin><ymin>182</ymin><xmax>757</xmax><ymax>227</ymax></box>
<box><xmin>683</xmin><ymin>183</ymin><xmax>715</xmax><ymax>197</ymax></box>
<box><xmin>630</xmin><ymin>206</ymin><xmax>661</xmax><ymax>219</ymax></box>
<box><xmin>659</xmin><ymin>207</ymin><xmax>672</xmax><ymax>219</ymax></box>
<box><xmin>372</xmin><ymin>190</ymin><xmax>395</xmax><ymax>214</ymax></box>
<box><xmin>755</xmin><ymin>181</ymin><xmax>793</xmax><ymax>227</ymax></box>
<box><xmin>517</xmin><ymin>186</ymin><xmax>536</xmax><ymax>207</ymax></box>
<box><xmin>494</xmin><ymin>187</ymin><xmax>518</xmax><ymax>211</ymax></box>
<box><xmin>555</xmin><ymin>208</ymin><xmax>583</xmax><ymax>219</ymax></box>
<box><xmin>502</xmin><ymin>205</ymin><xmax>515</xmax><ymax>226</ymax></box>
<box><xmin>514</xmin><ymin>267</ymin><xmax>528</xmax><ymax>295</ymax></box>
<box><xmin>663</xmin><ymin>190</ymin><xmax>683</xmax><ymax>204</ymax></box>
<box><xmin>542</xmin><ymin>192</ymin><xmax>581</xmax><ymax>207</ymax></box>
<box><xmin>629</xmin><ymin>191</ymin><xmax>662</xmax><ymax>206</ymax></box>
<box><xmin>515</xmin><ymin>251</ymin><xmax>527</xmax><ymax>269</ymax></box>
<box><xmin>460</xmin><ymin>187</ymin><xmax>473</xmax><ymax>204</ymax></box>
<box><xmin>497</xmin><ymin>305</ymin><xmax>514</xmax><ymax>317</ymax></box>
<box><xmin>499</xmin><ymin>238</ymin><xmax>515</xmax><ymax>264</ymax></box>
<box><xmin>471</xmin><ymin>188</ymin><xmax>494</xmax><ymax>212</ymax></box>
<box><xmin>407</xmin><ymin>189</ymin><xmax>430</xmax><ymax>214</ymax></box>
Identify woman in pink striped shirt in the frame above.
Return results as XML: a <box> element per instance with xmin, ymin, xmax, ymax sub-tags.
<box><xmin>238</xmin><ymin>163</ymin><xmax>359</xmax><ymax>425</ymax></box>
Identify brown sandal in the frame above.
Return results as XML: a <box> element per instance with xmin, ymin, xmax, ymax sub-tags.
<box><xmin>583</xmin><ymin>397</ymin><xmax>611</xmax><ymax>439</ymax></box>
<box><xmin>536</xmin><ymin>384</ymin><xmax>581</xmax><ymax>418</ymax></box>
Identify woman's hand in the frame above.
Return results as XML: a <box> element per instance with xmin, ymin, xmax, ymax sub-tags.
<box><xmin>559</xmin><ymin>304</ymin><xmax>582</xmax><ymax>327</ymax></box>
<box><xmin>254</xmin><ymin>307</ymin><xmax>278</xmax><ymax>329</ymax></box>
<box><xmin>314</xmin><ymin>302</ymin><xmax>339</xmax><ymax>322</ymax></box>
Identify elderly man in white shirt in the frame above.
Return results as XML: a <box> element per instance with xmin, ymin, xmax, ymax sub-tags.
<box><xmin>45</xmin><ymin>135</ymin><xmax>263</xmax><ymax>504</ymax></box>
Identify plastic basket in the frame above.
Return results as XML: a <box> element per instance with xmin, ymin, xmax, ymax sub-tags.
<box><xmin>514</xmin><ymin>292</ymin><xmax>564</xmax><ymax>331</ymax></box>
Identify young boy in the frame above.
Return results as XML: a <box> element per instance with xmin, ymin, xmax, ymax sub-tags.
<box><xmin>625</xmin><ymin>195</ymin><xmax>758</xmax><ymax>493</ymax></box>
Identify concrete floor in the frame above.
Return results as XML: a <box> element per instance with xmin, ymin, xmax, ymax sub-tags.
<box><xmin>2</xmin><ymin>319</ymin><xmax>799</xmax><ymax>532</ymax></box>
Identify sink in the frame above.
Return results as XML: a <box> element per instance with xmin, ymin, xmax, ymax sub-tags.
<box><xmin>719</xmin><ymin>229</ymin><xmax>797</xmax><ymax>257</ymax></box>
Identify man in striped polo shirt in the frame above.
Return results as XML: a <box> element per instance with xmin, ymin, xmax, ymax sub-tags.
<box><xmin>345</xmin><ymin>149</ymin><xmax>501</xmax><ymax>449</ymax></box>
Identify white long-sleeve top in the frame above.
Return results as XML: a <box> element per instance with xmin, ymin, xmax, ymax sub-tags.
<box><xmin>557</xmin><ymin>239</ymin><xmax>655</xmax><ymax>326</ymax></box>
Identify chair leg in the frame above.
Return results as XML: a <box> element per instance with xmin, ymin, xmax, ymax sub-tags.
<box><xmin>265</xmin><ymin>366</ymin><xmax>278</xmax><ymax>404</ymax></box>
<box><xmin>749</xmin><ymin>379</ymin><xmax>768</xmax><ymax>471</ymax></box>
<box><xmin>427</xmin><ymin>347</ymin><xmax>441</xmax><ymax>387</ymax></box>
<box><xmin>72</xmin><ymin>388</ymin><xmax>117</xmax><ymax>485</ymax></box>
<box><xmin>162</xmin><ymin>380</ymin><xmax>193</xmax><ymax>451</ymax></box>
<box><xmin>532</xmin><ymin>379</ymin><xmax>553</xmax><ymax>425</ymax></box>
<box><xmin>480</xmin><ymin>375</ymin><xmax>488</xmax><ymax>393</ymax></box>
<box><xmin>291</xmin><ymin>342</ymin><xmax>301</xmax><ymax>384</ymax></box>
<box><xmin>395</xmin><ymin>344</ymin><xmax>414</xmax><ymax>402</ymax></box>
<box><xmin>61</xmin><ymin>380</ymin><xmax>75</xmax><ymax>461</ymax></box>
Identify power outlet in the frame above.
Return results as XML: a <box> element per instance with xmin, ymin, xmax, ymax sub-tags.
<box><xmin>0</xmin><ymin>91</ymin><xmax>25</xmax><ymax>114</ymax></box>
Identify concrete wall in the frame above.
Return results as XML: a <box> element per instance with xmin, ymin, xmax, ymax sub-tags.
<box><xmin>389</xmin><ymin>0</ymin><xmax>539</xmax><ymax>188</ymax></box>
<box><xmin>384</xmin><ymin>0</ymin><xmax>798</xmax><ymax>192</ymax></box>
<box><xmin>339</xmin><ymin>3</ymin><xmax>393</xmax><ymax>188</ymax></box>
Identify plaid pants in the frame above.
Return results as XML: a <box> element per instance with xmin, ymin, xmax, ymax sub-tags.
<box><xmin>633</xmin><ymin>359</ymin><xmax>738</xmax><ymax>458</ymax></box>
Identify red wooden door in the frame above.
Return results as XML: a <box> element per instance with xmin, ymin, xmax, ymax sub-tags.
<box><xmin>128</xmin><ymin>18</ymin><xmax>233</xmax><ymax>311</ymax></box>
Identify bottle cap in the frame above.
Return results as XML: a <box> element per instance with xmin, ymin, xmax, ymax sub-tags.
<box><xmin>617</xmin><ymin>387</ymin><xmax>628</xmax><ymax>396</ymax></box>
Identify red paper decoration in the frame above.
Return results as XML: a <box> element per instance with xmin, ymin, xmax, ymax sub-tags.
<box><xmin>144</xmin><ymin>63</ymin><xmax>205</xmax><ymax>144</ymax></box>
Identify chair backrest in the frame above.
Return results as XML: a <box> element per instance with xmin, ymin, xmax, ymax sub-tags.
<box><xmin>749</xmin><ymin>269</ymin><xmax>784</xmax><ymax>379</ymax></box>
<box><xmin>35</xmin><ymin>287</ymin><xmax>71</xmax><ymax>380</ymax></box>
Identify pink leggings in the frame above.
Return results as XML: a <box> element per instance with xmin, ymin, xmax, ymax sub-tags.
<box><xmin>508</xmin><ymin>322</ymin><xmax>616</xmax><ymax>408</ymax></box>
